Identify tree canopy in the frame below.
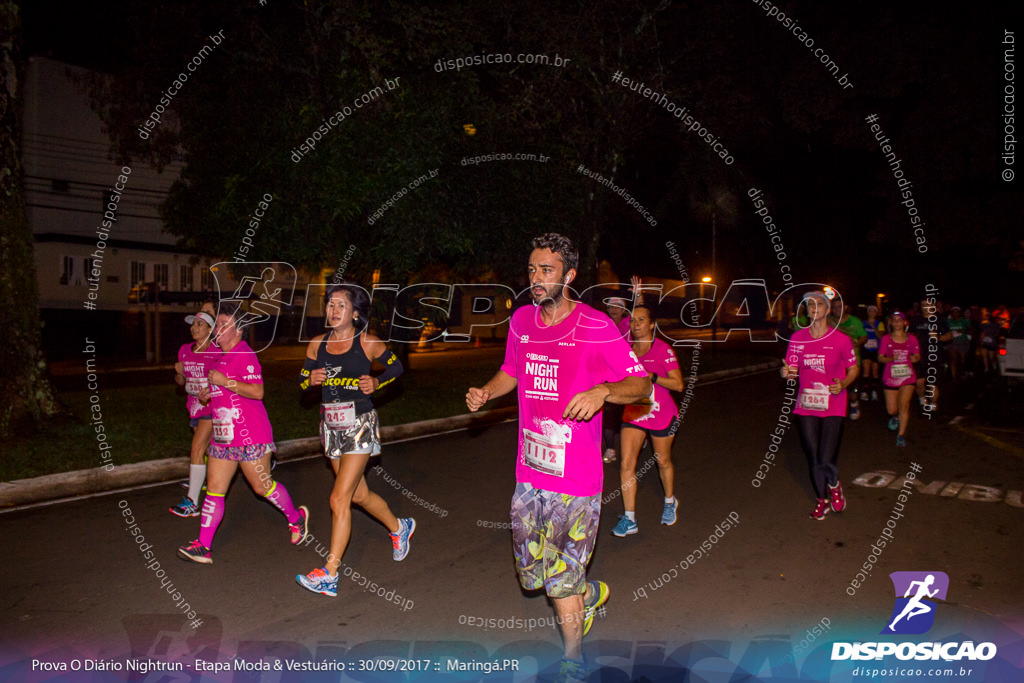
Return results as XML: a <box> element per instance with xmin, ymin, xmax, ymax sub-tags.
<box><xmin>74</xmin><ymin>0</ymin><xmax>1019</xmax><ymax>301</ymax></box>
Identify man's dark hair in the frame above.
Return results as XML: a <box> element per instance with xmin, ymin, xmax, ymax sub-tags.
<box><xmin>531</xmin><ymin>233</ymin><xmax>579</xmax><ymax>275</ymax></box>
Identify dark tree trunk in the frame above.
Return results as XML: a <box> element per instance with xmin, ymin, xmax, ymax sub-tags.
<box><xmin>1</xmin><ymin>0</ymin><xmax>64</xmax><ymax>437</ymax></box>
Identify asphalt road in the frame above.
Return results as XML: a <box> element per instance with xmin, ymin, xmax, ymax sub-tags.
<box><xmin>2</xmin><ymin>370</ymin><xmax>1022</xmax><ymax>682</ymax></box>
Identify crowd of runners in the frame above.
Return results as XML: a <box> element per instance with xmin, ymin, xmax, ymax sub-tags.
<box><xmin>160</xmin><ymin>233</ymin><xmax>1016</xmax><ymax>683</ymax></box>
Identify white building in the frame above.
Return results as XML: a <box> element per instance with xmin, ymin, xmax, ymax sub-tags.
<box><xmin>24</xmin><ymin>57</ymin><xmax>307</xmax><ymax>359</ymax></box>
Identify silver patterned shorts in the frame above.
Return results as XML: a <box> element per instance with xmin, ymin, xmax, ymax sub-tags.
<box><xmin>320</xmin><ymin>409</ymin><xmax>382</xmax><ymax>458</ymax></box>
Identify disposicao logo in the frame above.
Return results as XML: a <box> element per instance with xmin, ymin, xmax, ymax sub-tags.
<box><xmin>831</xmin><ymin>571</ymin><xmax>997</xmax><ymax>662</ymax></box>
<box><xmin>882</xmin><ymin>571</ymin><xmax>948</xmax><ymax>635</ymax></box>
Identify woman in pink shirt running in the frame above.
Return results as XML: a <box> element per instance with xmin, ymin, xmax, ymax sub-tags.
<box><xmin>177</xmin><ymin>301</ymin><xmax>310</xmax><ymax>564</ymax></box>
<box><xmin>878</xmin><ymin>311</ymin><xmax>921</xmax><ymax>447</ymax></box>
<box><xmin>783</xmin><ymin>291</ymin><xmax>859</xmax><ymax>520</ymax></box>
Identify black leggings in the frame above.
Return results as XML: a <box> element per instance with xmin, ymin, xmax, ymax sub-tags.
<box><xmin>796</xmin><ymin>415</ymin><xmax>845</xmax><ymax>498</ymax></box>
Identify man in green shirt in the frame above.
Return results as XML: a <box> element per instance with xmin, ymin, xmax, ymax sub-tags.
<box><xmin>831</xmin><ymin>299</ymin><xmax>867</xmax><ymax>420</ymax></box>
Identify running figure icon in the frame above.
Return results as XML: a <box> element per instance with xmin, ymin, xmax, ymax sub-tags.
<box><xmin>888</xmin><ymin>574</ymin><xmax>938</xmax><ymax>631</ymax></box>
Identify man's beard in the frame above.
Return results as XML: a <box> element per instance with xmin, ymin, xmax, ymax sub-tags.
<box><xmin>531</xmin><ymin>284</ymin><xmax>563</xmax><ymax>307</ymax></box>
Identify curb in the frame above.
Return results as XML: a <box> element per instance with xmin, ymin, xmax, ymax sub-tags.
<box><xmin>0</xmin><ymin>361</ymin><xmax>779</xmax><ymax>509</ymax></box>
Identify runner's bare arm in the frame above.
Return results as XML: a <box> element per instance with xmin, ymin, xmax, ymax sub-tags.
<box><xmin>657</xmin><ymin>368</ymin><xmax>685</xmax><ymax>393</ymax></box>
<box><xmin>209</xmin><ymin>369</ymin><xmax>264</xmax><ymax>400</ymax></box>
<box><xmin>563</xmin><ymin>375</ymin><xmax>650</xmax><ymax>421</ymax></box>
<box><xmin>301</xmin><ymin>335</ymin><xmax>326</xmax><ymax>389</ymax></box>
<box><xmin>466</xmin><ymin>370</ymin><xmax>517</xmax><ymax>412</ymax></box>
<box><xmin>829</xmin><ymin>365</ymin><xmax>860</xmax><ymax>394</ymax></box>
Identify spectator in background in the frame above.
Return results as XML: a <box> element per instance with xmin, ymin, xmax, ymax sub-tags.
<box><xmin>946</xmin><ymin>306</ymin><xmax>971</xmax><ymax>383</ymax></box>
<box><xmin>909</xmin><ymin>299</ymin><xmax>951</xmax><ymax>412</ymax></box>
<box><xmin>979</xmin><ymin>308</ymin><xmax>1003</xmax><ymax>375</ymax></box>
<box><xmin>602</xmin><ymin>276</ymin><xmax>643</xmax><ymax>463</ymax></box>
<box><xmin>830</xmin><ymin>298</ymin><xmax>867</xmax><ymax>420</ymax></box>
<box><xmin>860</xmin><ymin>305</ymin><xmax>884</xmax><ymax>402</ymax></box>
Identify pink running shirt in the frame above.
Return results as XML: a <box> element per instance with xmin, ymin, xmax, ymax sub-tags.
<box><xmin>624</xmin><ymin>338</ymin><xmax>680</xmax><ymax>431</ymax></box>
<box><xmin>880</xmin><ymin>334</ymin><xmax>920</xmax><ymax>388</ymax></box>
<box><xmin>616</xmin><ymin>315</ymin><xmax>631</xmax><ymax>339</ymax></box>
<box><xmin>501</xmin><ymin>302</ymin><xmax>647</xmax><ymax>496</ymax></box>
<box><xmin>208</xmin><ymin>341</ymin><xmax>274</xmax><ymax>447</ymax></box>
<box><xmin>785</xmin><ymin>328</ymin><xmax>857</xmax><ymax>418</ymax></box>
<box><xmin>178</xmin><ymin>342</ymin><xmax>221</xmax><ymax>419</ymax></box>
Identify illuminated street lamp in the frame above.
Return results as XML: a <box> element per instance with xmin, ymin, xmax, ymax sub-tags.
<box><xmin>700</xmin><ymin>276</ymin><xmax>716</xmax><ymax>342</ymax></box>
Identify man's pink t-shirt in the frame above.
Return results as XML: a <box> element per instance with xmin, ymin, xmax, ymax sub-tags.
<box><xmin>880</xmin><ymin>334</ymin><xmax>920</xmax><ymax>388</ymax></box>
<box><xmin>785</xmin><ymin>328</ymin><xmax>857</xmax><ymax>418</ymax></box>
<box><xmin>501</xmin><ymin>302</ymin><xmax>647</xmax><ymax>497</ymax></box>
<box><xmin>178</xmin><ymin>342</ymin><xmax>220</xmax><ymax>419</ymax></box>
<box><xmin>208</xmin><ymin>341</ymin><xmax>274</xmax><ymax>447</ymax></box>
<box><xmin>624</xmin><ymin>338</ymin><xmax>679</xmax><ymax>431</ymax></box>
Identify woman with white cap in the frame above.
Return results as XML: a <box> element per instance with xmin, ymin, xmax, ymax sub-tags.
<box><xmin>177</xmin><ymin>301</ymin><xmax>310</xmax><ymax>564</ymax></box>
<box><xmin>782</xmin><ymin>290</ymin><xmax>859</xmax><ymax>520</ymax></box>
<box><xmin>169</xmin><ymin>304</ymin><xmax>220</xmax><ymax>517</ymax></box>
<box><xmin>878</xmin><ymin>311</ymin><xmax>920</xmax><ymax>447</ymax></box>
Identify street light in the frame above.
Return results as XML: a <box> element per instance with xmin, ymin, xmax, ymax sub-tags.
<box><xmin>700</xmin><ymin>277</ymin><xmax>716</xmax><ymax>342</ymax></box>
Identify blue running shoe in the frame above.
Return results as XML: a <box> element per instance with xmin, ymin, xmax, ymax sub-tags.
<box><xmin>169</xmin><ymin>496</ymin><xmax>200</xmax><ymax>518</ymax></box>
<box><xmin>661</xmin><ymin>498</ymin><xmax>678</xmax><ymax>526</ymax></box>
<box><xmin>612</xmin><ymin>515</ymin><xmax>638</xmax><ymax>537</ymax></box>
<box><xmin>391</xmin><ymin>518</ymin><xmax>416</xmax><ymax>561</ymax></box>
<box><xmin>888</xmin><ymin>416</ymin><xmax>899</xmax><ymax>431</ymax></box>
<box><xmin>296</xmin><ymin>567</ymin><xmax>338</xmax><ymax>597</ymax></box>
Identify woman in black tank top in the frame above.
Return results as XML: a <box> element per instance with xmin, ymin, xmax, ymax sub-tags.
<box><xmin>295</xmin><ymin>283</ymin><xmax>414</xmax><ymax>597</ymax></box>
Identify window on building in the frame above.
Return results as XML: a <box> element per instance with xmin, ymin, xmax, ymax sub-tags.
<box><xmin>200</xmin><ymin>265</ymin><xmax>214</xmax><ymax>291</ymax></box>
<box><xmin>179</xmin><ymin>264</ymin><xmax>194</xmax><ymax>291</ymax></box>
<box><xmin>131</xmin><ymin>261</ymin><xmax>148</xmax><ymax>287</ymax></box>
<box><xmin>61</xmin><ymin>255</ymin><xmax>74</xmax><ymax>286</ymax></box>
<box><xmin>153</xmin><ymin>263</ymin><xmax>169</xmax><ymax>290</ymax></box>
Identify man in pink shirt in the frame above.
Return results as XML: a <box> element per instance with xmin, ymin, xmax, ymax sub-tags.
<box><xmin>467</xmin><ymin>233</ymin><xmax>649</xmax><ymax>681</ymax></box>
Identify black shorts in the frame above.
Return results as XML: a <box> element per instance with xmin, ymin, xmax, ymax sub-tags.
<box><xmin>623</xmin><ymin>415</ymin><xmax>680</xmax><ymax>438</ymax></box>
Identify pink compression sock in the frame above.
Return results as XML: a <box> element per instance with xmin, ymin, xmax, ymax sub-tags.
<box><xmin>199</xmin><ymin>492</ymin><xmax>225</xmax><ymax>548</ymax></box>
<box><xmin>263</xmin><ymin>481</ymin><xmax>301</xmax><ymax>523</ymax></box>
